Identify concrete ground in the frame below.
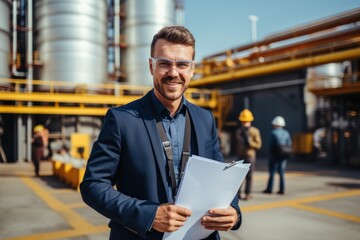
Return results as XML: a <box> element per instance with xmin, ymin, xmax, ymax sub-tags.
<box><xmin>0</xmin><ymin>157</ymin><xmax>359</xmax><ymax>240</ymax></box>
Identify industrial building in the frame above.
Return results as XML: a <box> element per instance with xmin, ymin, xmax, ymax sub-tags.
<box><xmin>0</xmin><ymin>0</ymin><xmax>193</xmax><ymax>163</ymax></box>
<box><xmin>0</xmin><ymin>1</ymin><xmax>359</xmax><ymax>169</ymax></box>
<box><xmin>190</xmin><ymin>8</ymin><xmax>360</xmax><ymax>166</ymax></box>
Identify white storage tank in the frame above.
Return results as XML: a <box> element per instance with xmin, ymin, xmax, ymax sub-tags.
<box><xmin>121</xmin><ymin>0</ymin><xmax>176</xmax><ymax>86</ymax></box>
<box><xmin>307</xmin><ymin>63</ymin><xmax>344</xmax><ymax>89</ymax></box>
<box><xmin>0</xmin><ymin>0</ymin><xmax>11</xmax><ymax>80</ymax></box>
<box><xmin>36</xmin><ymin>0</ymin><xmax>107</xmax><ymax>87</ymax></box>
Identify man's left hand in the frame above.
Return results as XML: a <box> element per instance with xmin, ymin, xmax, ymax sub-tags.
<box><xmin>200</xmin><ymin>206</ymin><xmax>238</xmax><ymax>231</ymax></box>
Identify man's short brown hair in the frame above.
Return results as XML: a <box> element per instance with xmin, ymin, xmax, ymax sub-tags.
<box><xmin>151</xmin><ymin>26</ymin><xmax>196</xmax><ymax>59</ymax></box>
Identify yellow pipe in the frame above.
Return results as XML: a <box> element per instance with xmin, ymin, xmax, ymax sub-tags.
<box><xmin>0</xmin><ymin>92</ymin><xmax>216</xmax><ymax>108</ymax></box>
<box><xmin>0</xmin><ymin>106</ymin><xmax>108</xmax><ymax>115</ymax></box>
<box><xmin>190</xmin><ymin>47</ymin><xmax>360</xmax><ymax>87</ymax></box>
<box><xmin>0</xmin><ymin>92</ymin><xmax>142</xmax><ymax>105</ymax></box>
<box><xmin>0</xmin><ymin>100</ymin><xmax>217</xmax><ymax>115</ymax></box>
<box><xmin>310</xmin><ymin>82</ymin><xmax>360</xmax><ymax>96</ymax></box>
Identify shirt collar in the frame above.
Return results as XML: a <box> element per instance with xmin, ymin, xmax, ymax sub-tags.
<box><xmin>150</xmin><ymin>89</ymin><xmax>187</xmax><ymax>119</ymax></box>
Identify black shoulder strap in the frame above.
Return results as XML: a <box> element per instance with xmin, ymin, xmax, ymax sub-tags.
<box><xmin>181</xmin><ymin>110</ymin><xmax>191</xmax><ymax>178</ymax></box>
<box><xmin>156</xmin><ymin>109</ymin><xmax>191</xmax><ymax>198</ymax></box>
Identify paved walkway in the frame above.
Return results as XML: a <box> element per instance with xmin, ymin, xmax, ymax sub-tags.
<box><xmin>0</xmin><ymin>158</ymin><xmax>359</xmax><ymax>240</ymax></box>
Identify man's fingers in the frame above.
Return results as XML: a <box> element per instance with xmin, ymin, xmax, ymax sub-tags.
<box><xmin>176</xmin><ymin>206</ymin><xmax>192</xmax><ymax>217</ymax></box>
<box><xmin>200</xmin><ymin>206</ymin><xmax>238</xmax><ymax>231</ymax></box>
<box><xmin>201</xmin><ymin>215</ymin><xmax>234</xmax><ymax>231</ymax></box>
<box><xmin>202</xmin><ymin>215</ymin><xmax>234</xmax><ymax>224</ymax></box>
<box><xmin>152</xmin><ymin>204</ymin><xmax>192</xmax><ymax>232</ymax></box>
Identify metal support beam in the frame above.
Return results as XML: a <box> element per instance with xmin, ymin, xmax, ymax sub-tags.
<box><xmin>190</xmin><ymin>47</ymin><xmax>360</xmax><ymax>87</ymax></box>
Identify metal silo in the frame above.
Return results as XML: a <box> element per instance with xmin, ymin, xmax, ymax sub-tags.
<box><xmin>36</xmin><ymin>0</ymin><xmax>107</xmax><ymax>86</ymax></box>
<box><xmin>122</xmin><ymin>0</ymin><xmax>176</xmax><ymax>86</ymax></box>
<box><xmin>0</xmin><ymin>0</ymin><xmax>10</xmax><ymax>80</ymax></box>
<box><xmin>307</xmin><ymin>63</ymin><xmax>344</xmax><ymax>89</ymax></box>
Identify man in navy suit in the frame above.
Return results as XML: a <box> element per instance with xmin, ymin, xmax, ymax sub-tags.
<box><xmin>80</xmin><ymin>26</ymin><xmax>241</xmax><ymax>240</ymax></box>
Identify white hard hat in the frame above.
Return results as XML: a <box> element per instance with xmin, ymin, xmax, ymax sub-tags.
<box><xmin>272</xmin><ymin>116</ymin><xmax>286</xmax><ymax>127</ymax></box>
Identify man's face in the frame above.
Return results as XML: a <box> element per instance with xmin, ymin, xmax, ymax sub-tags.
<box><xmin>149</xmin><ymin>39</ymin><xmax>194</xmax><ymax>104</ymax></box>
<box><xmin>241</xmin><ymin>121</ymin><xmax>251</xmax><ymax>127</ymax></box>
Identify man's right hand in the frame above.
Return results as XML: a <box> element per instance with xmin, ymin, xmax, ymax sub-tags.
<box><xmin>152</xmin><ymin>203</ymin><xmax>192</xmax><ymax>232</ymax></box>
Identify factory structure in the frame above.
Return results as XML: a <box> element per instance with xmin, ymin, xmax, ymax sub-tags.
<box><xmin>191</xmin><ymin>8</ymin><xmax>360</xmax><ymax>166</ymax></box>
<box><xmin>0</xmin><ymin>1</ymin><xmax>359</xmax><ymax>168</ymax></box>
<box><xmin>0</xmin><ymin>0</ymin><xmax>190</xmax><ymax>163</ymax></box>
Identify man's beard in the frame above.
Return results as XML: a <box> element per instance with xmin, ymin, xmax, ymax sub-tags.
<box><xmin>154</xmin><ymin>76</ymin><xmax>188</xmax><ymax>101</ymax></box>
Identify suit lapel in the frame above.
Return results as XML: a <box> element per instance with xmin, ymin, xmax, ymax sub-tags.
<box><xmin>187</xmin><ymin>103</ymin><xmax>205</xmax><ymax>157</ymax></box>
<box><xmin>139</xmin><ymin>92</ymin><xmax>171</xmax><ymax>201</ymax></box>
<box><xmin>138</xmin><ymin>94</ymin><xmax>206</xmax><ymax>201</ymax></box>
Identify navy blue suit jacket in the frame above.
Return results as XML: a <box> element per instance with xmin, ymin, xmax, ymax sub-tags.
<box><xmin>80</xmin><ymin>91</ymin><xmax>241</xmax><ymax>240</ymax></box>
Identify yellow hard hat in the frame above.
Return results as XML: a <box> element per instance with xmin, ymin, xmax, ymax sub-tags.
<box><xmin>34</xmin><ymin>124</ymin><xmax>44</xmax><ymax>133</ymax></box>
<box><xmin>238</xmin><ymin>109</ymin><xmax>254</xmax><ymax>122</ymax></box>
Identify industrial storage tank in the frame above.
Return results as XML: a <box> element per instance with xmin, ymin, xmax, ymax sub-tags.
<box><xmin>36</xmin><ymin>0</ymin><xmax>107</xmax><ymax>87</ymax></box>
<box><xmin>122</xmin><ymin>0</ymin><xmax>176</xmax><ymax>86</ymax></box>
<box><xmin>0</xmin><ymin>0</ymin><xmax>11</xmax><ymax>80</ymax></box>
<box><xmin>306</xmin><ymin>63</ymin><xmax>344</xmax><ymax>89</ymax></box>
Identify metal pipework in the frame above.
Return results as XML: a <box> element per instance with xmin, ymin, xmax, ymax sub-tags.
<box><xmin>190</xmin><ymin>47</ymin><xmax>360</xmax><ymax>87</ymax></box>
<box><xmin>114</xmin><ymin>0</ymin><xmax>121</xmax><ymax>75</ymax></box>
<box><xmin>204</xmin><ymin>8</ymin><xmax>360</xmax><ymax>60</ymax></box>
<box><xmin>0</xmin><ymin>0</ymin><xmax>11</xmax><ymax>79</ymax></box>
<box><xmin>11</xmin><ymin>0</ymin><xmax>25</xmax><ymax>77</ymax></box>
<box><xmin>26</xmin><ymin>0</ymin><xmax>33</xmax><ymax>162</ymax></box>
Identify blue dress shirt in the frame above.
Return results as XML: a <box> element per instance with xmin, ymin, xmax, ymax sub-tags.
<box><xmin>150</xmin><ymin>91</ymin><xmax>188</xmax><ymax>200</ymax></box>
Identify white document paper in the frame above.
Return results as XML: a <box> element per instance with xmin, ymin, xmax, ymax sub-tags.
<box><xmin>163</xmin><ymin>155</ymin><xmax>250</xmax><ymax>240</ymax></box>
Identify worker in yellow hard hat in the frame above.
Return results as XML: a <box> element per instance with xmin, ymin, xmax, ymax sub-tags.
<box><xmin>238</xmin><ymin>109</ymin><xmax>254</xmax><ymax>122</ymax></box>
<box><xmin>32</xmin><ymin>124</ymin><xmax>45</xmax><ymax>176</ymax></box>
<box><xmin>34</xmin><ymin>124</ymin><xmax>44</xmax><ymax>133</ymax></box>
<box><xmin>235</xmin><ymin>109</ymin><xmax>262</xmax><ymax>200</ymax></box>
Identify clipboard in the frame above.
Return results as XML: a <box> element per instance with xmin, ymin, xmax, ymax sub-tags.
<box><xmin>163</xmin><ymin>155</ymin><xmax>250</xmax><ymax>240</ymax></box>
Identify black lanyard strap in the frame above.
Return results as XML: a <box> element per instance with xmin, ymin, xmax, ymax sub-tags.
<box><xmin>156</xmin><ymin>109</ymin><xmax>191</xmax><ymax>198</ymax></box>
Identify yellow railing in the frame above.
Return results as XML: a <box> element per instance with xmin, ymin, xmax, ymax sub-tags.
<box><xmin>0</xmin><ymin>78</ymin><xmax>225</xmax><ymax>129</ymax></box>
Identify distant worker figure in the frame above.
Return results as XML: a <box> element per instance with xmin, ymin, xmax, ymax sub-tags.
<box><xmin>263</xmin><ymin>116</ymin><xmax>292</xmax><ymax>195</ymax></box>
<box><xmin>235</xmin><ymin>109</ymin><xmax>262</xmax><ymax>200</ymax></box>
<box><xmin>0</xmin><ymin>116</ymin><xmax>7</xmax><ymax>163</ymax></box>
<box><xmin>313</xmin><ymin>126</ymin><xmax>327</xmax><ymax>158</ymax></box>
<box><xmin>32</xmin><ymin>124</ymin><xmax>45</xmax><ymax>177</ymax></box>
<box><xmin>42</xmin><ymin>127</ymin><xmax>50</xmax><ymax>160</ymax></box>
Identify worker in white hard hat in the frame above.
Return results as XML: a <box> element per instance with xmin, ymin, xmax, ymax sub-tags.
<box><xmin>235</xmin><ymin>109</ymin><xmax>262</xmax><ymax>200</ymax></box>
<box><xmin>263</xmin><ymin>116</ymin><xmax>292</xmax><ymax>195</ymax></box>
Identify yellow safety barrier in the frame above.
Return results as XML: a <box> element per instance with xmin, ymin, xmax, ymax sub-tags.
<box><xmin>70</xmin><ymin>133</ymin><xmax>90</xmax><ymax>160</ymax></box>
<box><xmin>59</xmin><ymin>162</ymin><xmax>73</xmax><ymax>182</ymax></box>
<box><xmin>292</xmin><ymin>133</ymin><xmax>313</xmax><ymax>155</ymax></box>
<box><xmin>52</xmin><ymin>154</ymin><xmax>86</xmax><ymax>191</ymax></box>
<box><xmin>67</xmin><ymin>166</ymin><xmax>86</xmax><ymax>190</ymax></box>
<box><xmin>52</xmin><ymin>160</ymin><xmax>62</xmax><ymax>177</ymax></box>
